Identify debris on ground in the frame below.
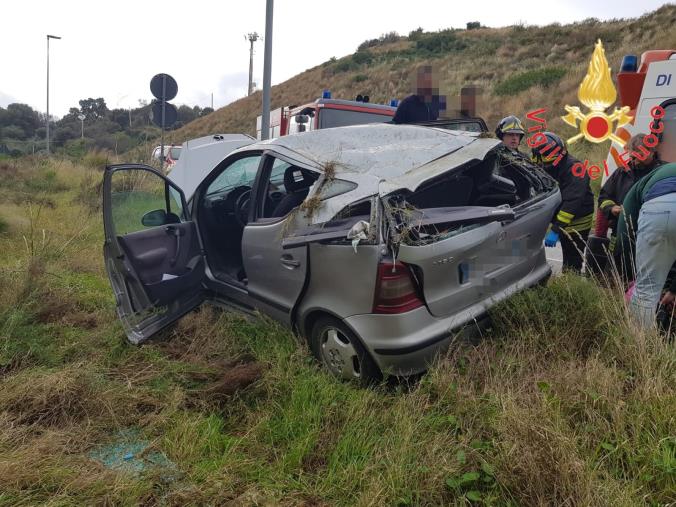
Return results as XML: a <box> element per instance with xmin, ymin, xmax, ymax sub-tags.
<box><xmin>89</xmin><ymin>428</ymin><xmax>179</xmax><ymax>480</ymax></box>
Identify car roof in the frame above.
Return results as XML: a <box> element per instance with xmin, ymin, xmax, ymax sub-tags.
<box><xmin>237</xmin><ymin>123</ymin><xmax>499</xmax><ymax>182</ymax></box>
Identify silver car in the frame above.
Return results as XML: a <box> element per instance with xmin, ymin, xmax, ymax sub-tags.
<box><xmin>103</xmin><ymin>124</ymin><xmax>561</xmax><ymax>383</ymax></box>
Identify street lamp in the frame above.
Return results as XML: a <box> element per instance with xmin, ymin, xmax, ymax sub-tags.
<box><xmin>46</xmin><ymin>34</ymin><xmax>61</xmax><ymax>155</ymax></box>
<box><xmin>77</xmin><ymin>113</ymin><xmax>85</xmax><ymax>139</ymax></box>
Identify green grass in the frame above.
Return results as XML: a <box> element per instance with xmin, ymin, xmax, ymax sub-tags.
<box><xmin>495</xmin><ymin>67</ymin><xmax>567</xmax><ymax>96</ymax></box>
<box><xmin>0</xmin><ymin>156</ymin><xmax>673</xmax><ymax>505</ymax></box>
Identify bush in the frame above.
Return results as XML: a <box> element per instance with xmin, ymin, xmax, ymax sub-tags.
<box><xmin>352</xmin><ymin>50</ymin><xmax>373</xmax><ymax>65</ymax></box>
<box><xmin>415</xmin><ymin>30</ymin><xmax>467</xmax><ymax>54</ymax></box>
<box><xmin>353</xmin><ymin>74</ymin><xmax>368</xmax><ymax>83</ymax></box>
<box><xmin>332</xmin><ymin>59</ymin><xmax>353</xmax><ymax>74</ymax></box>
<box><xmin>494</xmin><ymin>67</ymin><xmax>567</xmax><ymax>96</ymax></box>
<box><xmin>408</xmin><ymin>27</ymin><xmax>424</xmax><ymax>41</ymax></box>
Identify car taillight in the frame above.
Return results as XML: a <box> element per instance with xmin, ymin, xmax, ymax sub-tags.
<box><xmin>372</xmin><ymin>261</ymin><xmax>424</xmax><ymax>314</ymax></box>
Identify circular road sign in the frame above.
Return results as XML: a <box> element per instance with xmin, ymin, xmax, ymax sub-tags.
<box><xmin>150</xmin><ymin>73</ymin><xmax>178</xmax><ymax>101</ymax></box>
<box><xmin>150</xmin><ymin>101</ymin><xmax>178</xmax><ymax>128</ymax></box>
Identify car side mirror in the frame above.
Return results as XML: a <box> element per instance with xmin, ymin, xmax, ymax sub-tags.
<box><xmin>141</xmin><ymin>209</ymin><xmax>168</xmax><ymax>227</ymax></box>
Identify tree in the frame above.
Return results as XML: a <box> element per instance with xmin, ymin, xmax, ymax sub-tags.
<box><xmin>200</xmin><ymin>107</ymin><xmax>214</xmax><ymax>116</ymax></box>
<box><xmin>79</xmin><ymin>97</ymin><xmax>109</xmax><ymax>119</ymax></box>
<box><xmin>3</xmin><ymin>103</ymin><xmax>41</xmax><ymax>138</ymax></box>
<box><xmin>177</xmin><ymin>105</ymin><xmax>198</xmax><ymax>124</ymax></box>
<box><xmin>466</xmin><ymin>21</ymin><xmax>482</xmax><ymax>30</ymax></box>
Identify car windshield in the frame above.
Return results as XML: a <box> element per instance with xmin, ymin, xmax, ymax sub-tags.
<box><xmin>319</xmin><ymin>109</ymin><xmax>393</xmax><ymax>129</ymax></box>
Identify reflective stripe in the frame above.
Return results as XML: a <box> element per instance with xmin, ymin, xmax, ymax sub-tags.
<box><xmin>600</xmin><ymin>199</ymin><xmax>616</xmax><ymax>210</ymax></box>
<box><xmin>563</xmin><ymin>213</ymin><xmax>594</xmax><ymax>232</ymax></box>
<box><xmin>556</xmin><ymin>210</ymin><xmax>574</xmax><ymax>224</ymax></box>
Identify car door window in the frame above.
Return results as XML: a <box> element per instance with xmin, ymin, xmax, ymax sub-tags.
<box><xmin>257</xmin><ymin>158</ymin><xmax>319</xmax><ymax>220</ymax></box>
<box><xmin>206</xmin><ymin>155</ymin><xmax>261</xmax><ymax>195</ymax></box>
<box><xmin>110</xmin><ymin>168</ymin><xmax>184</xmax><ymax>236</ymax></box>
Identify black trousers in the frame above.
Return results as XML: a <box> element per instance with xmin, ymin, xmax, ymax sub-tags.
<box><xmin>560</xmin><ymin>229</ymin><xmax>590</xmax><ymax>273</ymax></box>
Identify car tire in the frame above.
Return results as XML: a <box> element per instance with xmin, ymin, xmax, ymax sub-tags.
<box><xmin>310</xmin><ymin>316</ymin><xmax>382</xmax><ymax>385</ymax></box>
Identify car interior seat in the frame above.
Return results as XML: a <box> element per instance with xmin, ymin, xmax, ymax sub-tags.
<box><xmin>271</xmin><ymin>167</ymin><xmax>318</xmax><ymax>217</ymax></box>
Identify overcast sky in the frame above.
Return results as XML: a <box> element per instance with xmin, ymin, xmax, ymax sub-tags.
<box><xmin>1</xmin><ymin>0</ymin><xmax>670</xmax><ymax>118</ymax></box>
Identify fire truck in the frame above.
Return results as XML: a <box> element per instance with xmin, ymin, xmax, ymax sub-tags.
<box><xmin>604</xmin><ymin>49</ymin><xmax>676</xmax><ymax>178</ymax></box>
<box><xmin>587</xmin><ymin>49</ymin><xmax>676</xmax><ymax>279</ymax></box>
<box><xmin>256</xmin><ymin>91</ymin><xmax>397</xmax><ymax>140</ymax></box>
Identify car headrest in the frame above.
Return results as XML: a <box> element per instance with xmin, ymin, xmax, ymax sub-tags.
<box><xmin>284</xmin><ymin>166</ymin><xmax>317</xmax><ymax>192</ymax></box>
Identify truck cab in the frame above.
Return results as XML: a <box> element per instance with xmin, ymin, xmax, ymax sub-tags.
<box><xmin>256</xmin><ymin>93</ymin><xmax>397</xmax><ymax>140</ymax></box>
<box><xmin>604</xmin><ymin>49</ymin><xmax>676</xmax><ymax>180</ymax></box>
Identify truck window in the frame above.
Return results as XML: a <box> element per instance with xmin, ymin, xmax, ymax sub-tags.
<box><xmin>319</xmin><ymin>109</ymin><xmax>393</xmax><ymax>129</ymax></box>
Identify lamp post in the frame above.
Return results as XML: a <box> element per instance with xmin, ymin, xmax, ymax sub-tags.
<box><xmin>78</xmin><ymin>113</ymin><xmax>85</xmax><ymax>139</ymax></box>
<box><xmin>260</xmin><ymin>0</ymin><xmax>273</xmax><ymax>140</ymax></box>
<box><xmin>46</xmin><ymin>34</ymin><xmax>61</xmax><ymax>155</ymax></box>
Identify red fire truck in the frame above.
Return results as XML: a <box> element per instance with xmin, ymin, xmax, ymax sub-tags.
<box><xmin>256</xmin><ymin>92</ymin><xmax>397</xmax><ymax>140</ymax></box>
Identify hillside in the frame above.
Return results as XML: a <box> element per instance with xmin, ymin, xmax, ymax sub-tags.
<box><xmin>170</xmin><ymin>4</ymin><xmax>676</xmax><ymax>145</ymax></box>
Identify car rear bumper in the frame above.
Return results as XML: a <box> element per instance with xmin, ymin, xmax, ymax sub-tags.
<box><xmin>344</xmin><ymin>257</ymin><xmax>551</xmax><ymax>376</ymax></box>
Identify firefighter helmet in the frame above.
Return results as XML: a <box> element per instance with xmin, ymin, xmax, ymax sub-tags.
<box><xmin>495</xmin><ymin>115</ymin><xmax>526</xmax><ymax>139</ymax></box>
<box><xmin>531</xmin><ymin>131</ymin><xmax>566</xmax><ymax>164</ymax></box>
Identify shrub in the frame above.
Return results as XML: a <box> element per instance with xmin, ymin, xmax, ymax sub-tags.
<box><xmin>415</xmin><ymin>30</ymin><xmax>467</xmax><ymax>54</ymax></box>
<box><xmin>353</xmin><ymin>74</ymin><xmax>368</xmax><ymax>83</ymax></box>
<box><xmin>333</xmin><ymin>59</ymin><xmax>353</xmax><ymax>74</ymax></box>
<box><xmin>494</xmin><ymin>67</ymin><xmax>567</xmax><ymax>96</ymax></box>
<box><xmin>408</xmin><ymin>27</ymin><xmax>424</xmax><ymax>41</ymax></box>
<box><xmin>352</xmin><ymin>50</ymin><xmax>373</xmax><ymax>66</ymax></box>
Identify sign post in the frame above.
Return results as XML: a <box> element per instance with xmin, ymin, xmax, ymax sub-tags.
<box><xmin>150</xmin><ymin>73</ymin><xmax>178</xmax><ymax>172</ymax></box>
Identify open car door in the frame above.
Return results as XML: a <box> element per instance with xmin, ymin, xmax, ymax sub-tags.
<box><xmin>103</xmin><ymin>164</ymin><xmax>206</xmax><ymax>344</ymax></box>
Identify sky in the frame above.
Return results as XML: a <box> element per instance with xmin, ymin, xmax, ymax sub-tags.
<box><xmin>1</xmin><ymin>0</ymin><xmax>670</xmax><ymax>118</ymax></box>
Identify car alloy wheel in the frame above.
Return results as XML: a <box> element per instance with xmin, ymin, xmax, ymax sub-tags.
<box><xmin>310</xmin><ymin>316</ymin><xmax>382</xmax><ymax>384</ymax></box>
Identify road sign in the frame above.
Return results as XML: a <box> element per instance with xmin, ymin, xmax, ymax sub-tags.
<box><xmin>150</xmin><ymin>73</ymin><xmax>178</xmax><ymax>101</ymax></box>
<box><xmin>150</xmin><ymin>101</ymin><xmax>178</xmax><ymax>129</ymax></box>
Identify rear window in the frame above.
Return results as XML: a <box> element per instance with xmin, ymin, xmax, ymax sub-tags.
<box><xmin>319</xmin><ymin>109</ymin><xmax>393</xmax><ymax>129</ymax></box>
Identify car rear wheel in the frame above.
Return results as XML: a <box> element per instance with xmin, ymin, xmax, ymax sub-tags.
<box><xmin>310</xmin><ymin>316</ymin><xmax>382</xmax><ymax>384</ymax></box>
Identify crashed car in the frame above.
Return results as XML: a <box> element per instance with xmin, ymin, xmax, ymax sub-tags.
<box><xmin>103</xmin><ymin>124</ymin><xmax>560</xmax><ymax>382</ymax></box>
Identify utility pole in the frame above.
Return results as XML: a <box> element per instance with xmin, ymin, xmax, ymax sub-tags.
<box><xmin>260</xmin><ymin>1</ymin><xmax>273</xmax><ymax>140</ymax></box>
<box><xmin>246</xmin><ymin>32</ymin><xmax>259</xmax><ymax>96</ymax></box>
<box><xmin>46</xmin><ymin>34</ymin><xmax>61</xmax><ymax>155</ymax></box>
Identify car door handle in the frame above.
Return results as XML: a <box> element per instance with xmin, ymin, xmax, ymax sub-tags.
<box><xmin>280</xmin><ymin>255</ymin><xmax>300</xmax><ymax>268</ymax></box>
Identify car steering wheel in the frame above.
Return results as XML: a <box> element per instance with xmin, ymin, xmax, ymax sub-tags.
<box><xmin>234</xmin><ymin>189</ymin><xmax>252</xmax><ymax>227</ymax></box>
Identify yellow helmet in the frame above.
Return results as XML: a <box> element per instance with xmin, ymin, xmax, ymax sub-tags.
<box><xmin>495</xmin><ymin>115</ymin><xmax>525</xmax><ymax>139</ymax></box>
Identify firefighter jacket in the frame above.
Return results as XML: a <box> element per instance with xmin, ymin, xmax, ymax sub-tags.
<box><xmin>543</xmin><ymin>154</ymin><xmax>594</xmax><ymax>233</ymax></box>
<box><xmin>598</xmin><ymin>159</ymin><xmax>659</xmax><ymax>231</ymax></box>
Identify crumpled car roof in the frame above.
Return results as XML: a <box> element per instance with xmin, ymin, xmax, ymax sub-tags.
<box><xmin>245</xmin><ymin>123</ymin><xmax>500</xmax><ymax>180</ymax></box>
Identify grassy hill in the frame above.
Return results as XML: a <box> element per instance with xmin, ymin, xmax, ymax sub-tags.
<box><xmin>170</xmin><ymin>4</ymin><xmax>676</xmax><ymax>146</ymax></box>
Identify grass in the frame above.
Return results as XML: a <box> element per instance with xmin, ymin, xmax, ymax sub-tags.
<box><xmin>0</xmin><ymin>155</ymin><xmax>673</xmax><ymax>505</ymax></box>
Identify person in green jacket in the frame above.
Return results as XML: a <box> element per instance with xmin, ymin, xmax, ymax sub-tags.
<box><xmin>615</xmin><ymin>162</ymin><xmax>676</xmax><ymax>329</ymax></box>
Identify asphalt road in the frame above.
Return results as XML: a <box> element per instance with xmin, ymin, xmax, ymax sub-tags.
<box><xmin>546</xmin><ymin>244</ymin><xmax>564</xmax><ymax>275</ymax></box>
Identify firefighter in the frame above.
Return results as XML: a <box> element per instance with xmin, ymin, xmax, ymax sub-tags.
<box><xmin>598</xmin><ymin>134</ymin><xmax>661</xmax><ymax>248</ymax></box>
<box><xmin>615</xmin><ymin>162</ymin><xmax>676</xmax><ymax>329</ymax></box>
<box><xmin>495</xmin><ymin>115</ymin><xmax>527</xmax><ymax>156</ymax></box>
<box><xmin>531</xmin><ymin>132</ymin><xmax>595</xmax><ymax>272</ymax></box>
<box><xmin>392</xmin><ymin>65</ymin><xmax>443</xmax><ymax>124</ymax></box>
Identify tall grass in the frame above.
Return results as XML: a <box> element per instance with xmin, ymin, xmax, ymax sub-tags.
<box><xmin>0</xmin><ymin>156</ymin><xmax>673</xmax><ymax>505</ymax></box>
